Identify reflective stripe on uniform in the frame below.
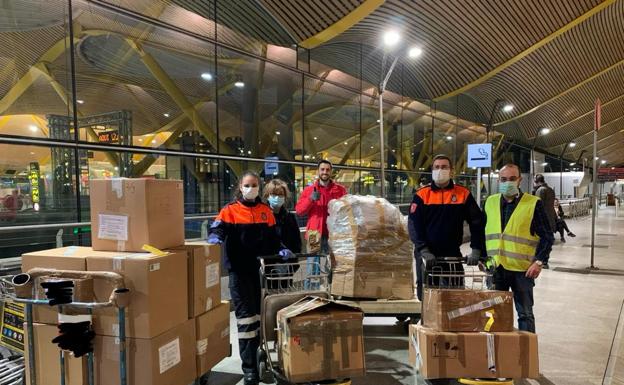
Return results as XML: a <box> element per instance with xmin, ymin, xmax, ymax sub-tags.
<box><xmin>238</xmin><ymin>328</ymin><xmax>259</xmax><ymax>339</ymax></box>
<box><xmin>237</xmin><ymin>314</ymin><xmax>260</xmax><ymax>325</ymax></box>
<box><xmin>486</xmin><ymin>249</ymin><xmax>533</xmax><ymax>261</ymax></box>
<box><xmin>485</xmin><ymin>233</ymin><xmax>539</xmax><ymax>247</ymax></box>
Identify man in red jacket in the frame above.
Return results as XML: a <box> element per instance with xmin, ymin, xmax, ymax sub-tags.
<box><xmin>296</xmin><ymin>160</ymin><xmax>347</xmax><ymax>287</ymax></box>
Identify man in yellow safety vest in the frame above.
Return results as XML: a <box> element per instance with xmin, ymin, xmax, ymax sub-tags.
<box><xmin>483</xmin><ymin>163</ymin><xmax>554</xmax><ymax>333</ymax></box>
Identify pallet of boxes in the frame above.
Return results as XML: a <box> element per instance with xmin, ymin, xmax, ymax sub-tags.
<box><xmin>327</xmin><ymin>195</ymin><xmax>415</xmax><ymax>303</ymax></box>
<box><xmin>21</xmin><ymin>178</ymin><xmax>230</xmax><ymax>385</ymax></box>
<box><xmin>409</xmin><ymin>286</ymin><xmax>540</xmax><ymax>381</ymax></box>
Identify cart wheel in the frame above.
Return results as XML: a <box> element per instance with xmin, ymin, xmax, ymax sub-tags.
<box><xmin>396</xmin><ymin>316</ymin><xmax>408</xmax><ymax>322</ymax></box>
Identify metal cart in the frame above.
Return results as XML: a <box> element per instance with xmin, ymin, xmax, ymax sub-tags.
<box><xmin>414</xmin><ymin>257</ymin><xmax>512</xmax><ymax>385</ymax></box>
<box><xmin>0</xmin><ymin>268</ymin><xmax>130</xmax><ymax>385</ymax></box>
<box><xmin>255</xmin><ymin>253</ymin><xmax>350</xmax><ymax>385</ymax></box>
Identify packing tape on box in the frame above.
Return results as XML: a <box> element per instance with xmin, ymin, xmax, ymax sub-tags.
<box><xmin>111</xmin><ymin>178</ymin><xmax>124</xmax><ymax>199</ymax></box>
<box><xmin>142</xmin><ymin>244</ymin><xmax>168</xmax><ymax>257</ymax></box>
<box><xmin>481</xmin><ymin>332</ymin><xmax>496</xmax><ymax>374</ymax></box>
<box><xmin>58</xmin><ymin>313</ymin><xmax>93</xmax><ymax>324</ymax></box>
<box><xmin>447</xmin><ymin>296</ymin><xmax>505</xmax><ymax>320</ymax></box>
<box><xmin>196</xmin><ymin>338</ymin><xmax>208</xmax><ymax>355</ymax></box>
<box><xmin>410</xmin><ymin>330</ymin><xmax>423</xmax><ymax>368</ymax></box>
<box><xmin>484</xmin><ymin>310</ymin><xmax>495</xmax><ymax>332</ymax></box>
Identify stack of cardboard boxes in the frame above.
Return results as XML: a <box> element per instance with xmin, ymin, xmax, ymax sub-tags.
<box><xmin>409</xmin><ymin>288</ymin><xmax>540</xmax><ymax>380</ymax></box>
<box><xmin>22</xmin><ymin>178</ymin><xmax>230</xmax><ymax>385</ymax></box>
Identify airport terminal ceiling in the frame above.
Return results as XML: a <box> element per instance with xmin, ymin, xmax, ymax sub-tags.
<box><xmin>1</xmin><ymin>0</ymin><xmax>623</xmax><ymax>168</ymax></box>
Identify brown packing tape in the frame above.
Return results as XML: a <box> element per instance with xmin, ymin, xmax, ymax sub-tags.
<box><xmin>340</xmin><ymin>322</ymin><xmax>350</xmax><ymax>369</ymax></box>
<box><xmin>519</xmin><ymin>332</ymin><xmax>530</xmax><ymax>378</ymax></box>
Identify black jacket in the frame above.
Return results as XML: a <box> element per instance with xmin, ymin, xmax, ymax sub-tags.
<box><xmin>274</xmin><ymin>207</ymin><xmax>302</xmax><ymax>254</ymax></box>
<box><xmin>408</xmin><ymin>180</ymin><xmax>485</xmax><ymax>258</ymax></box>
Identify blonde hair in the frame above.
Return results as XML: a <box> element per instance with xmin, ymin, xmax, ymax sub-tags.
<box><xmin>262</xmin><ymin>178</ymin><xmax>290</xmax><ymax>201</ymax></box>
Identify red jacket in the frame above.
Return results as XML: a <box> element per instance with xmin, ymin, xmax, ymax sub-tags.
<box><xmin>296</xmin><ymin>180</ymin><xmax>347</xmax><ymax>237</ymax></box>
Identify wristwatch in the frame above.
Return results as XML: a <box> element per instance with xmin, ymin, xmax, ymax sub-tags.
<box><xmin>534</xmin><ymin>260</ymin><xmax>543</xmax><ymax>267</ymax></box>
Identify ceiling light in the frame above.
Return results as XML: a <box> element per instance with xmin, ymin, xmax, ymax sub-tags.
<box><xmin>502</xmin><ymin>104</ymin><xmax>514</xmax><ymax>112</ymax></box>
<box><xmin>601</xmin><ymin>160</ymin><xmax>607</xmax><ymax>164</ymax></box>
<box><xmin>569</xmin><ymin>142</ymin><xmax>576</xmax><ymax>148</ymax></box>
<box><xmin>152</xmin><ymin>140</ymin><xmax>157</xmax><ymax>144</ymax></box>
<box><xmin>541</xmin><ymin>162</ymin><xmax>548</xmax><ymax>166</ymax></box>
<box><xmin>248</xmin><ymin>150</ymin><xmax>252</xmax><ymax>154</ymax></box>
<box><xmin>376</xmin><ymin>119</ymin><xmax>380</xmax><ymax>123</ymax></box>
<box><xmin>29</xmin><ymin>125</ymin><xmax>38</xmax><ymax>132</ymax></box>
<box><xmin>408</xmin><ymin>47</ymin><xmax>423</xmax><ymax>58</ymax></box>
<box><xmin>76</xmin><ymin>99</ymin><xmax>84</xmax><ymax>104</ymax></box>
<box><xmin>30</xmin><ymin>152</ymin><xmax>35</xmax><ymax>155</ymax></box>
<box><xmin>163</xmin><ymin>113</ymin><xmax>170</xmax><ymax>118</ymax></box>
<box><xmin>539</xmin><ymin>127</ymin><xmax>550</xmax><ymax>135</ymax></box>
<box><xmin>383</xmin><ymin>30</ymin><xmax>401</xmax><ymax>47</ymax></box>
<box><xmin>446</xmin><ymin>135</ymin><xmax>453</xmax><ymax>140</ymax></box>
<box><xmin>611</xmin><ymin>167</ymin><xmax>615</xmax><ymax>170</ymax></box>
<box><xmin>344</xmin><ymin>142</ymin><xmax>348</xmax><ymax>145</ymax></box>
<box><xmin>313</xmin><ymin>137</ymin><xmax>318</xmax><ymax>140</ymax></box>
<box><xmin>570</xmin><ymin>162</ymin><xmax>576</xmax><ymax>166</ymax></box>
<box><xmin>276</xmin><ymin>131</ymin><xmax>281</xmax><ymax>135</ymax></box>
<box><xmin>595</xmin><ymin>157</ymin><xmax>599</xmax><ymax>160</ymax></box>
<box><xmin>114</xmin><ymin>166</ymin><xmax>119</xmax><ymax>171</ymax></box>
<box><xmin>234</xmin><ymin>81</ymin><xmax>245</xmax><ymax>88</ymax></box>
<box><xmin>200</xmin><ymin>72</ymin><xmax>212</xmax><ymax>81</ymax></box>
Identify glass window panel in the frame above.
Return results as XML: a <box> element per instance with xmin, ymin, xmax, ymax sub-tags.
<box><xmin>303</xmin><ymin>78</ymin><xmax>360</xmax><ymax>167</ymax></box>
<box><xmin>217</xmin><ymin>47</ymin><xmax>302</xmax><ymax>161</ymax></box>
<box><xmin>0</xmin><ymin>0</ymin><xmax>73</xmax><ymax>140</ymax></box>
<box><xmin>401</xmin><ymin>108</ymin><xmax>429</xmax><ymax>172</ymax></box>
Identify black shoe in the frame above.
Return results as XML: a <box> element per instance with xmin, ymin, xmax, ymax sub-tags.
<box><xmin>542</xmin><ymin>263</ymin><xmax>549</xmax><ymax>269</ymax></box>
<box><xmin>568</xmin><ymin>232</ymin><xmax>576</xmax><ymax>237</ymax></box>
<box><xmin>561</xmin><ymin>237</ymin><xmax>566</xmax><ymax>243</ymax></box>
<box><xmin>244</xmin><ymin>374</ymin><xmax>259</xmax><ymax>385</ymax></box>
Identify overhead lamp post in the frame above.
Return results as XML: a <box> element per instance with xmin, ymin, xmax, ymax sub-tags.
<box><xmin>485</xmin><ymin>99</ymin><xmax>513</xmax><ymax>194</ymax></box>
<box><xmin>378</xmin><ymin>30</ymin><xmax>422</xmax><ymax>198</ymax></box>
<box><xmin>530</xmin><ymin>127</ymin><xmax>551</xmax><ymax>182</ymax></box>
<box><xmin>559</xmin><ymin>141</ymin><xmax>576</xmax><ymax>198</ymax></box>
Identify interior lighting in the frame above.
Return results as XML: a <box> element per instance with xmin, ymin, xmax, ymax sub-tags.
<box><xmin>601</xmin><ymin>160</ymin><xmax>607</xmax><ymax>165</ymax></box>
<box><xmin>446</xmin><ymin>135</ymin><xmax>453</xmax><ymax>141</ymax></box>
<box><xmin>502</xmin><ymin>104</ymin><xmax>514</xmax><ymax>112</ymax></box>
<box><xmin>76</xmin><ymin>99</ymin><xmax>84</xmax><ymax>104</ymax></box>
<box><xmin>234</xmin><ymin>81</ymin><xmax>245</xmax><ymax>88</ymax></box>
<box><xmin>163</xmin><ymin>113</ymin><xmax>170</xmax><ymax>118</ymax></box>
<box><xmin>29</xmin><ymin>125</ymin><xmax>38</xmax><ymax>132</ymax></box>
<box><xmin>541</xmin><ymin>162</ymin><xmax>549</xmax><ymax>166</ymax></box>
<box><xmin>200</xmin><ymin>73</ymin><xmax>212</xmax><ymax>81</ymax></box>
<box><xmin>569</xmin><ymin>142</ymin><xmax>577</xmax><ymax>147</ymax></box>
<box><xmin>539</xmin><ymin>127</ymin><xmax>550</xmax><ymax>135</ymax></box>
<box><xmin>383</xmin><ymin>30</ymin><xmax>401</xmax><ymax>47</ymax></box>
<box><xmin>408</xmin><ymin>47</ymin><xmax>423</xmax><ymax>58</ymax></box>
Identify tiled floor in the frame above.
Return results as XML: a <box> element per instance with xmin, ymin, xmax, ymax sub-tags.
<box><xmin>209</xmin><ymin>206</ymin><xmax>624</xmax><ymax>385</ymax></box>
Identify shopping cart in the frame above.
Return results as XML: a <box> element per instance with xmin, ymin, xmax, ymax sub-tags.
<box><xmin>256</xmin><ymin>253</ymin><xmax>349</xmax><ymax>385</ymax></box>
<box><xmin>0</xmin><ymin>268</ymin><xmax>130</xmax><ymax>385</ymax></box>
<box><xmin>415</xmin><ymin>256</ymin><xmax>512</xmax><ymax>385</ymax></box>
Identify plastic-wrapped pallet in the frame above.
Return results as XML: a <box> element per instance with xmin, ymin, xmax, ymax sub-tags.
<box><xmin>327</xmin><ymin>195</ymin><xmax>414</xmax><ymax>299</ymax></box>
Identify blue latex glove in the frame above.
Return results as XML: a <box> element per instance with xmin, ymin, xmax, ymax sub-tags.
<box><xmin>207</xmin><ymin>234</ymin><xmax>222</xmax><ymax>245</ymax></box>
<box><xmin>279</xmin><ymin>249</ymin><xmax>295</xmax><ymax>261</ymax></box>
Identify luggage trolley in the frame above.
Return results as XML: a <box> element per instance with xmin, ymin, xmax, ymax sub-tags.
<box><xmin>0</xmin><ymin>268</ymin><xmax>130</xmax><ymax>385</ymax></box>
<box><xmin>415</xmin><ymin>257</ymin><xmax>512</xmax><ymax>385</ymax></box>
<box><xmin>256</xmin><ymin>253</ymin><xmax>349</xmax><ymax>385</ymax></box>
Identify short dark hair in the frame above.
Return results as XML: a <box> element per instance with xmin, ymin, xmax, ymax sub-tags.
<box><xmin>317</xmin><ymin>159</ymin><xmax>332</xmax><ymax>169</ymax></box>
<box><xmin>534</xmin><ymin>174</ymin><xmax>545</xmax><ymax>183</ymax></box>
<box><xmin>500</xmin><ymin>163</ymin><xmax>521</xmax><ymax>176</ymax></box>
<box><xmin>432</xmin><ymin>154</ymin><xmax>452</xmax><ymax>168</ymax></box>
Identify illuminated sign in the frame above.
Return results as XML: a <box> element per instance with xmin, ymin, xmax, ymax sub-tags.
<box><xmin>28</xmin><ymin>162</ymin><xmax>40</xmax><ymax>211</ymax></box>
<box><xmin>97</xmin><ymin>130</ymin><xmax>120</xmax><ymax>143</ymax></box>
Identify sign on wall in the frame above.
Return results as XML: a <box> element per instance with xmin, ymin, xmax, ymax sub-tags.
<box><xmin>467</xmin><ymin>143</ymin><xmax>492</xmax><ymax>168</ymax></box>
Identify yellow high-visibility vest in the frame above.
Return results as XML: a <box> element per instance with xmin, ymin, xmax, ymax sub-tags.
<box><xmin>485</xmin><ymin>193</ymin><xmax>540</xmax><ymax>272</ymax></box>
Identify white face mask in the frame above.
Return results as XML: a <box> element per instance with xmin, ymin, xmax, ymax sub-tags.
<box><xmin>432</xmin><ymin>169</ymin><xmax>451</xmax><ymax>185</ymax></box>
<box><xmin>241</xmin><ymin>186</ymin><xmax>259</xmax><ymax>200</ymax></box>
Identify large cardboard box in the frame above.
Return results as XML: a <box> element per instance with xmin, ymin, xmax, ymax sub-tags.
<box><xmin>94</xmin><ymin>319</ymin><xmax>196</xmax><ymax>385</ymax></box>
<box><xmin>409</xmin><ymin>324</ymin><xmax>539</xmax><ymax>379</ymax></box>
<box><xmin>87</xmin><ymin>250</ymin><xmax>188</xmax><ymax>339</ymax></box>
<box><xmin>423</xmin><ymin>289</ymin><xmax>514</xmax><ymax>332</ymax></box>
<box><xmin>331</xmin><ymin>270</ymin><xmax>414</xmax><ymax>299</ymax></box>
<box><xmin>170</xmin><ymin>242</ymin><xmax>221</xmax><ymax>318</ymax></box>
<box><xmin>90</xmin><ymin>178</ymin><xmax>185</xmax><ymax>252</ymax></box>
<box><xmin>195</xmin><ymin>302</ymin><xmax>230</xmax><ymax>377</ymax></box>
<box><xmin>24</xmin><ymin>323</ymin><xmax>88</xmax><ymax>385</ymax></box>
<box><xmin>21</xmin><ymin>246</ymin><xmax>96</xmax><ymax>324</ymax></box>
<box><xmin>277</xmin><ymin>297</ymin><xmax>365</xmax><ymax>383</ymax></box>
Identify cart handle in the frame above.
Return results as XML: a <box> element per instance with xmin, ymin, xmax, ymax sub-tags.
<box><xmin>13</xmin><ymin>268</ymin><xmax>129</xmax><ymax>309</ymax></box>
<box><xmin>257</xmin><ymin>253</ymin><xmax>319</xmax><ymax>264</ymax></box>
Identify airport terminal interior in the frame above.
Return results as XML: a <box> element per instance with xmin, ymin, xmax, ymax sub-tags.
<box><xmin>1</xmin><ymin>1</ymin><xmax>624</xmax><ymax>385</ymax></box>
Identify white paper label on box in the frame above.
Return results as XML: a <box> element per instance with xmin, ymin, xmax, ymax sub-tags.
<box><xmin>149</xmin><ymin>263</ymin><xmax>161</xmax><ymax>272</ymax></box>
<box><xmin>206</xmin><ymin>298</ymin><xmax>213</xmax><ymax>311</ymax></box>
<box><xmin>63</xmin><ymin>246</ymin><xmax>78</xmax><ymax>256</ymax></box>
<box><xmin>196</xmin><ymin>339</ymin><xmax>208</xmax><ymax>355</ymax></box>
<box><xmin>221</xmin><ymin>326</ymin><xmax>230</xmax><ymax>339</ymax></box>
<box><xmin>158</xmin><ymin>338</ymin><xmax>181</xmax><ymax>374</ymax></box>
<box><xmin>111</xmin><ymin>178</ymin><xmax>124</xmax><ymax>198</ymax></box>
<box><xmin>205</xmin><ymin>263</ymin><xmax>219</xmax><ymax>288</ymax></box>
<box><xmin>112</xmin><ymin>323</ymin><xmax>119</xmax><ymax>335</ymax></box>
<box><xmin>58</xmin><ymin>314</ymin><xmax>92</xmax><ymax>323</ymax></box>
<box><xmin>98</xmin><ymin>214</ymin><xmax>128</xmax><ymax>241</ymax></box>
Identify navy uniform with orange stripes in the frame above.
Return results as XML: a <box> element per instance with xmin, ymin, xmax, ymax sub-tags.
<box><xmin>408</xmin><ymin>180</ymin><xmax>485</xmax><ymax>297</ymax></box>
<box><xmin>209</xmin><ymin>197</ymin><xmax>283</xmax><ymax>378</ymax></box>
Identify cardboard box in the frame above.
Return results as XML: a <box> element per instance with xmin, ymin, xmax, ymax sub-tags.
<box><xmin>170</xmin><ymin>242</ymin><xmax>221</xmax><ymax>318</ymax></box>
<box><xmin>409</xmin><ymin>323</ymin><xmax>539</xmax><ymax>379</ymax></box>
<box><xmin>277</xmin><ymin>296</ymin><xmax>365</xmax><ymax>383</ymax></box>
<box><xmin>90</xmin><ymin>178</ymin><xmax>184</xmax><ymax>252</ymax></box>
<box><xmin>21</xmin><ymin>246</ymin><xmax>96</xmax><ymax>324</ymax></box>
<box><xmin>331</xmin><ymin>269</ymin><xmax>414</xmax><ymax>299</ymax></box>
<box><xmin>195</xmin><ymin>302</ymin><xmax>230</xmax><ymax>377</ymax></box>
<box><xmin>24</xmin><ymin>323</ymin><xmax>88</xmax><ymax>385</ymax></box>
<box><xmin>423</xmin><ymin>289</ymin><xmax>514</xmax><ymax>332</ymax></box>
<box><xmin>87</xmin><ymin>250</ymin><xmax>188</xmax><ymax>339</ymax></box>
<box><xmin>94</xmin><ymin>318</ymin><xmax>196</xmax><ymax>385</ymax></box>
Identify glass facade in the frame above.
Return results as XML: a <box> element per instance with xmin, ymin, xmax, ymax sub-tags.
<box><xmin>0</xmin><ymin>0</ymin><xmax>570</xmax><ymax>257</ymax></box>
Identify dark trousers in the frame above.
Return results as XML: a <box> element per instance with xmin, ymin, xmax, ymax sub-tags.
<box><xmin>494</xmin><ymin>266</ymin><xmax>536</xmax><ymax>333</ymax></box>
<box><xmin>557</xmin><ymin>218</ymin><xmax>571</xmax><ymax>239</ymax></box>
<box><xmin>229</xmin><ymin>271</ymin><xmax>262</xmax><ymax>375</ymax></box>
